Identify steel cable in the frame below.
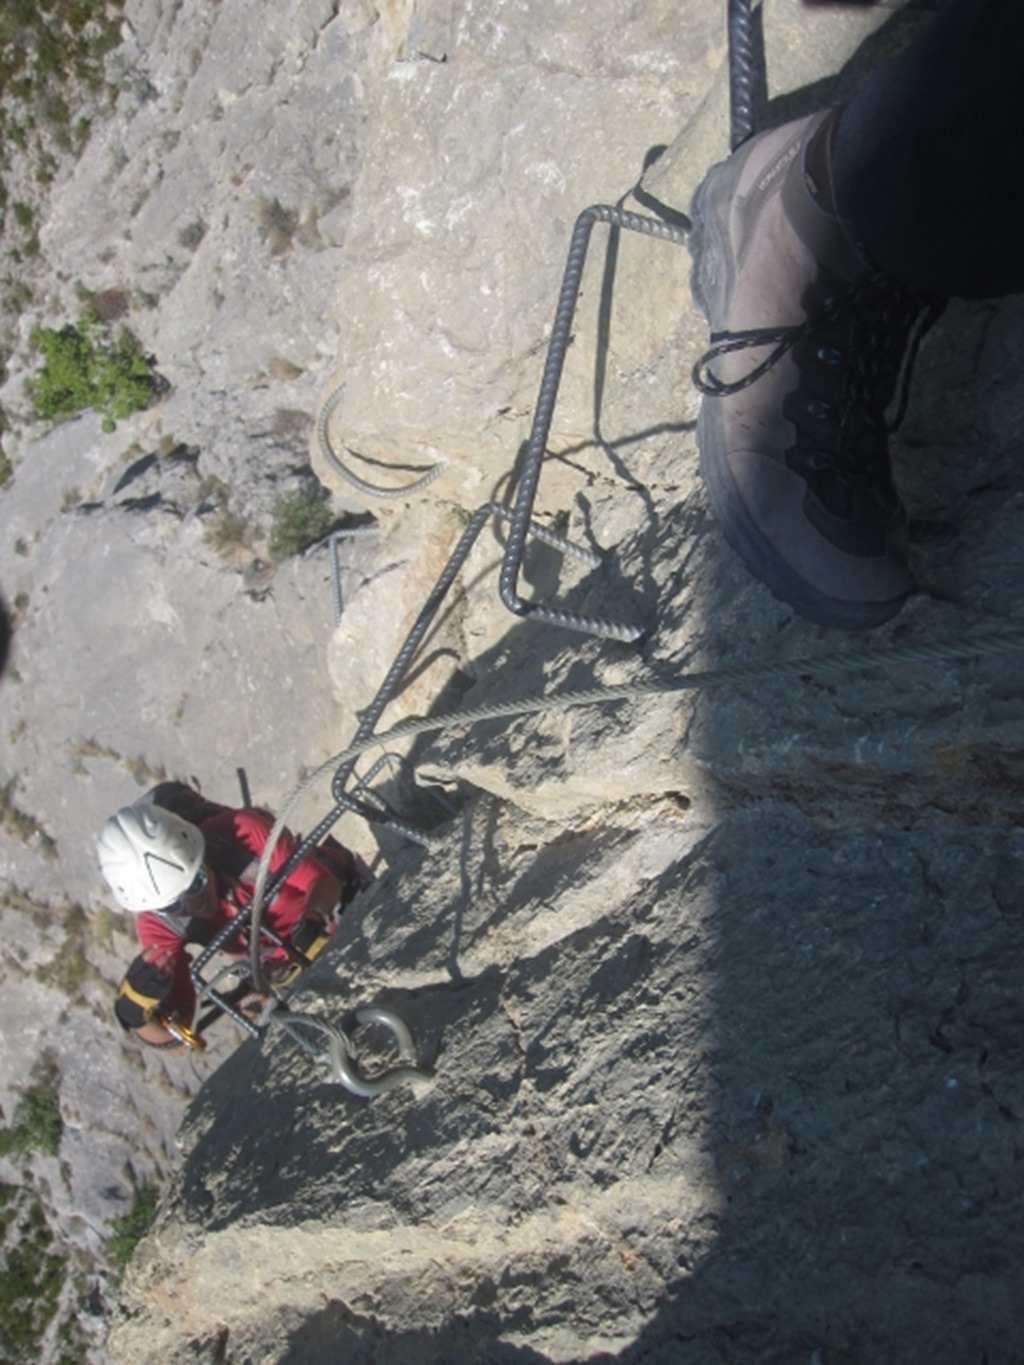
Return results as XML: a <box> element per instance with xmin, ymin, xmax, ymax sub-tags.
<box><xmin>249</xmin><ymin>615</ymin><xmax>1024</xmax><ymax>968</ymax></box>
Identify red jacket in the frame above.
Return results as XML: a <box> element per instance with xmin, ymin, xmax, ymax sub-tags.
<box><xmin>134</xmin><ymin>806</ymin><xmax>337</xmax><ymax>1020</ymax></box>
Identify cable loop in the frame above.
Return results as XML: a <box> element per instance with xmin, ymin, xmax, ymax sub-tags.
<box><xmin>272</xmin><ymin>1007</ymin><xmax>432</xmax><ymax>1098</ymax></box>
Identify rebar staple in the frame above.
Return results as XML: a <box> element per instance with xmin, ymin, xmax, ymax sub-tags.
<box><xmin>728</xmin><ymin>0</ymin><xmax>759</xmax><ymax>151</ymax></box>
<box><xmin>498</xmin><ymin>204</ymin><xmax>689</xmax><ymax>642</ymax></box>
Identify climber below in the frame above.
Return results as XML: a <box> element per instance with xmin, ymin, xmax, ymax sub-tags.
<box><xmin>97</xmin><ymin>783</ymin><xmax>367</xmax><ymax>1051</ymax></box>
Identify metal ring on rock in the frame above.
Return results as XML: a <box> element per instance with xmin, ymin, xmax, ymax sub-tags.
<box><xmin>297</xmin><ymin>1005</ymin><xmax>431</xmax><ymax>1098</ymax></box>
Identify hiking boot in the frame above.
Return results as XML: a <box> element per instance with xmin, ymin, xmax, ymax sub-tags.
<box><xmin>688</xmin><ymin>110</ymin><xmax>945</xmax><ymax>629</ymax></box>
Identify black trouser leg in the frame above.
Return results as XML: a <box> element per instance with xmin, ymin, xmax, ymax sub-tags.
<box><xmin>833</xmin><ymin>0</ymin><xmax>1024</xmax><ymax>297</ymax></box>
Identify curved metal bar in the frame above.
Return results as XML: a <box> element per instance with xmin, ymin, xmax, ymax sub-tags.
<box><xmin>329</xmin><ymin>500</ymin><xmax>601</xmax><ymax>805</ymax></box>
<box><xmin>353</xmin><ymin>750</ymin><xmax>418</xmax><ymax>797</ymax></box>
<box><xmin>356</xmin><ymin>751</ymin><xmax>460</xmax><ymax>817</ymax></box>
<box><xmin>317</xmin><ymin>385</ymin><xmax>445</xmax><ymax>499</ymax></box>
<box><xmin>325</xmin><ymin>525</ymin><xmax>379</xmax><ymax>625</ymax></box>
<box><xmin>278</xmin><ymin>1007</ymin><xmax>431</xmax><ymax>1098</ymax></box>
<box><xmin>353</xmin><ymin>1005</ymin><xmax>418</xmax><ymax>1059</ymax></box>
<box><xmin>350</xmin><ymin>751</ymin><xmax>457</xmax><ymax>836</ymax></box>
<box><xmin>334</xmin><ymin>789</ymin><xmax>446</xmax><ymax>849</ymax></box>
<box><xmin>498</xmin><ymin>204</ymin><xmax>689</xmax><ymax>643</ymax></box>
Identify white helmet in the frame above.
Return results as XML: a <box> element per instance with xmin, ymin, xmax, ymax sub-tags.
<box><xmin>97</xmin><ymin>804</ymin><xmax>205</xmax><ymax>912</ymax></box>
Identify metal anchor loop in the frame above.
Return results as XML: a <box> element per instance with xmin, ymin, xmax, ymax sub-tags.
<box><xmin>331</xmin><ymin>1005</ymin><xmax>432</xmax><ymax>1098</ymax></box>
<box><xmin>279</xmin><ymin>1006</ymin><xmax>432</xmax><ymax>1099</ymax></box>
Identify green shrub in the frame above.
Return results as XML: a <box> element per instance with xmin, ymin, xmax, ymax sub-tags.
<box><xmin>0</xmin><ymin>1184</ymin><xmax>67</xmax><ymax>1360</ymax></box>
<box><xmin>107</xmin><ymin>1184</ymin><xmax>159</xmax><ymax>1273</ymax></box>
<box><xmin>29</xmin><ymin>319</ymin><xmax>158</xmax><ymax>432</ymax></box>
<box><xmin>205</xmin><ymin>506</ymin><xmax>252</xmax><ymax>556</ymax></box>
<box><xmin>0</xmin><ymin>1060</ymin><xmax>63</xmax><ymax>1159</ymax></box>
<box><xmin>268</xmin><ymin>490</ymin><xmax>333</xmax><ymax>561</ymax></box>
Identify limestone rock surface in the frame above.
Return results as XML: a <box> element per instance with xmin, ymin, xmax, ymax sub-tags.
<box><xmin>2</xmin><ymin>2</ymin><xmax>1024</xmax><ymax>1363</ymax></box>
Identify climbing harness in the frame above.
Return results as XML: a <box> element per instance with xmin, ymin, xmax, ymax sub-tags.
<box><xmin>163</xmin><ymin>1017</ymin><xmax>207</xmax><ymax>1053</ymax></box>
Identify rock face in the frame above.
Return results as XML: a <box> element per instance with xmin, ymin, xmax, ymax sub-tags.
<box><xmin>0</xmin><ymin>0</ymin><xmax>387</xmax><ymax>1351</ymax></box>
<box><xmin>110</xmin><ymin>798</ymin><xmax>1024</xmax><ymax>1363</ymax></box>
<box><xmin>4</xmin><ymin>0</ymin><xmax>1024</xmax><ymax>1361</ymax></box>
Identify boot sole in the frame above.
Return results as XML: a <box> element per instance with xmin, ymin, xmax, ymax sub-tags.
<box><xmin>688</xmin><ymin>170</ymin><xmax>908</xmax><ymax>631</ymax></box>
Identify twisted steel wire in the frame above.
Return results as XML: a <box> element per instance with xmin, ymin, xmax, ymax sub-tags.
<box><xmin>246</xmin><ymin>616</ymin><xmax>1024</xmax><ymax>997</ymax></box>
<box><xmin>498</xmin><ymin>204</ymin><xmax>690</xmax><ymax>642</ymax></box>
<box><xmin>198</xmin><ymin>611</ymin><xmax>1024</xmax><ymax>1033</ymax></box>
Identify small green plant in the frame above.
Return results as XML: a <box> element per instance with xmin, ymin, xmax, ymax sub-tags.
<box><xmin>10</xmin><ymin>1088</ymin><xmax>62</xmax><ymax>1158</ymax></box>
<box><xmin>28</xmin><ymin>318</ymin><xmax>159</xmax><ymax>432</ymax></box>
<box><xmin>0</xmin><ymin>1053</ymin><xmax>63</xmax><ymax>1159</ymax></box>
<box><xmin>106</xmin><ymin>1183</ymin><xmax>159</xmax><ymax>1273</ymax></box>
<box><xmin>0</xmin><ymin>1183</ymin><xmax>68</xmax><ymax>1359</ymax></box>
<box><xmin>268</xmin><ymin>490</ymin><xmax>333</xmax><ymax>561</ymax></box>
<box><xmin>205</xmin><ymin>506</ymin><xmax>252</xmax><ymax>556</ymax></box>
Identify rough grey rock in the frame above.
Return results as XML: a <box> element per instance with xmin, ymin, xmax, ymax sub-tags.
<box><xmin>3</xmin><ymin>1</ymin><xmax>1024</xmax><ymax>1362</ymax></box>
<box><xmin>313</xmin><ymin>0</ymin><xmax>719</xmax><ymax>505</ymax></box>
<box><xmin>0</xmin><ymin>0</ymin><xmax>391</xmax><ymax>1341</ymax></box>
<box><xmin>108</xmin><ymin>4</ymin><xmax>1024</xmax><ymax>1365</ymax></box>
<box><xmin>107</xmin><ymin>789</ymin><xmax>1024</xmax><ymax>1364</ymax></box>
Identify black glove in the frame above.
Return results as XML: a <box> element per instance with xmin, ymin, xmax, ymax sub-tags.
<box><xmin>289</xmin><ymin>913</ymin><xmax>330</xmax><ymax>963</ymax></box>
<box><xmin>114</xmin><ymin>946</ymin><xmax>177</xmax><ymax>1031</ymax></box>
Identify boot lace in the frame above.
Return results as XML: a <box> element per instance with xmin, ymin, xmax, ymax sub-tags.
<box><xmin>692</xmin><ymin>273</ymin><xmax>945</xmax><ymax>483</ymax></box>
